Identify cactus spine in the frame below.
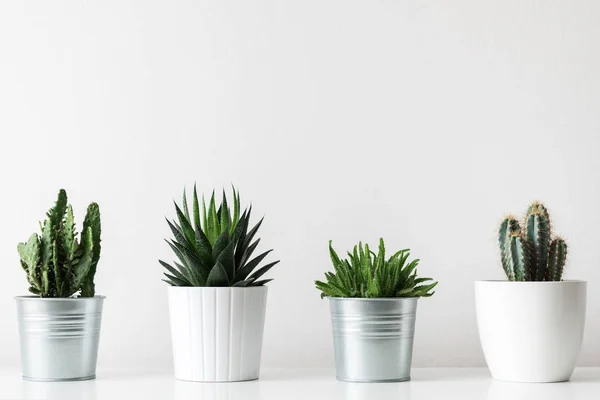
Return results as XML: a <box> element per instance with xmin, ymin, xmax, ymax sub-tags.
<box><xmin>17</xmin><ymin>189</ymin><xmax>102</xmax><ymax>297</ymax></box>
<box><xmin>498</xmin><ymin>202</ymin><xmax>567</xmax><ymax>282</ymax></box>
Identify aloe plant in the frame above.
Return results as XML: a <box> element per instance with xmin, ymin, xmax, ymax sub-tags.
<box><xmin>498</xmin><ymin>201</ymin><xmax>567</xmax><ymax>281</ymax></box>
<box><xmin>17</xmin><ymin>189</ymin><xmax>101</xmax><ymax>297</ymax></box>
<box><xmin>160</xmin><ymin>186</ymin><xmax>279</xmax><ymax>287</ymax></box>
<box><xmin>315</xmin><ymin>239</ymin><xmax>437</xmax><ymax>298</ymax></box>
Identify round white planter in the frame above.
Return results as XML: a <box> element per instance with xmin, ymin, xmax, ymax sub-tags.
<box><xmin>475</xmin><ymin>280</ymin><xmax>586</xmax><ymax>383</ymax></box>
<box><xmin>168</xmin><ymin>286</ymin><xmax>268</xmax><ymax>382</ymax></box>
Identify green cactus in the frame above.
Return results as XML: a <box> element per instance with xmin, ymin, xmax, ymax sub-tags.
<box><xmin>525</xmin><ymin>202</ymin><xmax>551</xmax><ymax>281</ymax></box>
<box><xmin>497</xmin><ymin>202</ymin><xmax>567</xmax><ymax>282</ymax></box>
<box><xmin>547</xmin><ymin>238</ymin><xmax>567</xmax><ymax>282</ymax></box>
<box><xmin>498</xmin><ymin>216</ymin><xmax>520</xmax><ymax>280</ymax></box>
<box><xmin>505</xmin><ymin>233</ymin><xmax>527</xmax><ymax>281</ymax></box>
<box><xmin>17</xmin><ymin>189</ymin><xmax>102</xmax><ymax>297</ymax></box>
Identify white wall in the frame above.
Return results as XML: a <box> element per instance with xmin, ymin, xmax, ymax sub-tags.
<box><xmin>1</xmin><ymin>0</ymin><xmax>599</xmax><ymax>369</ymax></box>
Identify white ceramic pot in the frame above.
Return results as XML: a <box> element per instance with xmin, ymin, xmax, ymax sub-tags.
<box><xmin>475</xmin><ymin>280</ymin><xmax>586</xmax><ymax>383</ymax></box>
<box><xmin>168</xmin><ymin>286</ymin><xmax>268</xmax><ymax>382</ymax></box>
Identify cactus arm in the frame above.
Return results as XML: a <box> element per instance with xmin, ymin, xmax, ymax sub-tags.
<box><xmin>48</xmin><ymin>189</ymin><xmax>68</xmax><ymax>227</ymax></box>
<box><xmin>498</xmin><ymin>217</ymin><xmax>520</xmax><ymax>280</ymax></box>
<box><xmin>38</xmin><ymin>220</ymin><xmax>54</xmax><ymax>297</ymax></box>
<box><xmin>506</xmin><ymin>234</ymin><xmax>527</xmax><ymax>281</ymax></box>
<box><xmin>52</xmin><ymin>240</ymin><xmax>63</xmax><ymax>297</ymax></box>
<box><xmin>555</xmin><ymin>240</ymin><xmax>567</xmax><ymax>280</ymax></box>
<box><xmin>548</xmin><ymin>238</ymin><xmax>567</xmax><ymax>281</ymax></box>
<box><xmin>17</xmin><ymin>234</ymin><xmax>42</xmax><ymax>290</ymax></box>
<box><xmin>72</xmin><ymin>227</ymin><xmax>94</xmax><ymax>292</ymax></box>
<box><xmin>80</xmin><ymin>203</ymin><xmax>101</xmax><ymax>297</ymax></box>
<box><xmin>62</xmin><ymin>205</ymin><xmax>77</xmax><ymax>263</ymax></box>
<box><xmin>525</xmin><ymin>210</ymin><xmax>551</xmax><ymax>281</ymax></box>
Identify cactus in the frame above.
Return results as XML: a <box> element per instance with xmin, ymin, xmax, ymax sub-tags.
<box><xmin>17</xmin><ymin>189</ymin><xmax>102</xmax><ymax>297</ymax></box>
<box><xmin>547</xmin><ymin>238</ymin><xmax>567</xmax><ymax>282</ymax></box>
<box><xmin>497</xmin><ymin>202</ymin><xmax>567</xmax><ymax>281</ymax></box>
<box><xmin>498</xmin><ymin>216</ymin><xmax>520</xmax><ymax>280</ymax></box>
<box><xmin>525</xmin><ymin>202</ymin><xmax>551</xmax><ymax>281</ymax></box>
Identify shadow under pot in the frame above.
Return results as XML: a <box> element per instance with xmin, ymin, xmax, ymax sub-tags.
<box><xmin>15</xmin><ymin>296</ymin><xmax>105</xmax><ymax>381</ymax></box>
<box><xmin>168</xmin><ymin>286</ymin><xmax>268</xmax><ymax>382</ymax></box>
<box><xmin>328</xmin><ymin>297</ymin><xmax>419</xmax><ymax>382</ymax></box>
<box><xmin>475</xmin><ymin>280</ymin><xmax>587</xmax><ymax>383</ymax></box>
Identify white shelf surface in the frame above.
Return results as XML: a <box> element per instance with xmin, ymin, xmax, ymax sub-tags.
<box><xmin>1</xmin><ymin>367</ymin><xmax>599</xmax><ymax>399</ymax></box>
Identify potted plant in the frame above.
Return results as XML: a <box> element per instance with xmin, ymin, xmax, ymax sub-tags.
<box><xmin>315</xmin><ymin>239</ymin><xmax>437</xmax><ymax>382</ymax></box>
<box><xmin>16</xmin><ymin>189</ymin><xmax>103</xmax><ymax>381</ymax></box>
<box><xmin>160</xmin><ymin>186</ymin><xmax>280</xmax><ymax>382</ymax></box>
<box><xmin>475</xmin><ymin>202</ymin><xmax>587</xmax><ymax>383</ymax></box>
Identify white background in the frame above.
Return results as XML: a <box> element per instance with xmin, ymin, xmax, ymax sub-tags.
<box><xmin>0</xmin><ymin>0</ymin><xmax>599</xmax><ymax>370</ymax></box>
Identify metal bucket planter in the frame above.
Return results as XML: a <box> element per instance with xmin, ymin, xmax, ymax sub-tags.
<box><xmin>329</xmin><ymin>297</ymin><xmax>419</xmax><ymax>382</ymax></box>
<box><xmin>15</xmin><ymin>296</ymin><xmax>105</xmax><ymax>381</ymax></box>
<box><xmin>475</xmin><ymin>280</ymin><xmax>587</xmax><ymax>383</ymax></box>
<box><xmin>168</xmin><ymin>286</ymin><xmax>268</xmax><ymax>382</ymax></box>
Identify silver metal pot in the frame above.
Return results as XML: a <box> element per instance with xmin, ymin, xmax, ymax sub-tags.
<box><xmin>329</xmin><ymin>297</ymin><xmax>418</xmax><ymax>382</ymax></box>
<box><xmin>15</xmin><ymin>296</ymin><xmax>105</xmax><ymax>381</ymax></box>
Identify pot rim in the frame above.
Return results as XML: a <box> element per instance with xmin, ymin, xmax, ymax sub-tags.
<box><xmin>167</xmin><ymin>286</ymin><xmax>268</xmax><ymax>291</ymax></box>
<box><xmin>14</xmin><ymin>295</ymin><xmax>106</xmax><ymax>301</ymax></box>
<box><xmin>326</xmin><ymin>296</ymin><xmax>420</xmax><ymax>301</ymax></box>
<box><xmin>475</xmin><ymin>280</ymin><xmax>586</xmax><ymax>284</ymax></box>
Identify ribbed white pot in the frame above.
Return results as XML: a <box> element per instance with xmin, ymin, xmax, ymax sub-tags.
<box><xmin>168</xmin><ymin>286</ymin><xmax>268</xmax><ymax>382</ymax></box>
<box><xmin>475</xmin><ymin>280</ymin><xmax>587</xmax><ymax>383</ymax></box>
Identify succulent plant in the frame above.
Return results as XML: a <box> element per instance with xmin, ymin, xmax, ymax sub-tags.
<box><xmin>17</xmin><ymin>189</ymin><xmax>101</xmax><ymax>298</ymax></box>
<box><xmin>498</xmin><ymin>201</ymin><xmax>567</xmax><ymax>281</ymax></box>
<box><xmin>315</xmin><ymin>238</ymin><xmax>437</xmax><ymax>298</ymax></box>
<box><xmin>160</xmin><ymin>186</ymin><xmax>279</xmax><ymax>287</ymax></box>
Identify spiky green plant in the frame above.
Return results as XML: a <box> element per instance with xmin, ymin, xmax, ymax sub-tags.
<box><xmin>160</xmin><ymin>186</ymin><xmax>279</xmax><ymax>287</ymax></box>
<box><xmin>17</xmin><ymin>189</ymin><xmax>101</xmax><ymax>298</ymax></box>
<box><xmin>315</xmin><ymin>239</ymin><xmax>437</xmax><ymax>298</ymax></box>
<box><xmin>498</xmin><ymin>201</ymin><xmax>567</xmax><ymax>281</ymax></box>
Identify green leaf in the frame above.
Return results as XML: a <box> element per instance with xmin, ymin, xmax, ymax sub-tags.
<box><xmin>238</xmin><ymin>239</ymin><xmax>261</xmax><ymax>272</ymax></box>
<box><xmin>231</xmin><ymin>185</ymin><xmax>240</xmax><ymax>235</ymax></box>
<box><xmin>18</xmin><ymin>234</ymin><xmax>41</xmax><ymax>288</ymax></box>
<box><xmin>174</xmin><ymin>201</ymin><xmax>197</xmax><ymax>251</ymax></box>
<box><xmin>251</xmin><ymin>279</ymin><xmax>273</xmax><ymax>286</ymax></box>
<box><xmin>182</xmin><ymin>188</ymin><xmax>191</xmax><ymax>222</ymax></box>
<box><xmin>80</xmin><ymin>202</ymin><xmax>101</xmax><ymax>297</ymax></box>
<box><xmin>202</xmin><ymin>194</ymin><xmax>208</xmax><ymax>237</ymax></box>
<box><xmin>164</xmin><ymin>272</ymin><xmax>189</xmax><ymax>287</ymax></box>
<box><xmin>232</xmin><ymin>279</ymin><xmax>255</xmax><ymax>287</ymax></box>
<box><xmin>48</xmin><ymin>189</ymin><xmax>68</xmax><ymax>228</ymax></box>
<box><xmin>207</xmin><ymin>191</ymin><xmax>219</xmax><ymax>244</ymax></box>
<box><xmin>235</xmin><ymin>251</ymin><xmax>273</xmax><ymax>282</ymax></box>
<box><xmin>166</xmin><ymin>240</ymin><xmax>206</xmax><ymax>285</ymax></box>
<box><xmin>242</xmin><ymin>216</ymin><xmax>264</xmax><ymax>252</ymax></box>
<box><xmin>206</xmin><ymin>261</ymin><xmax>230</xmax><ymax>286</ymax></box>
<box><xmin>194</xmin><ymin>228</ymin><xmax>213</xmax><ymax>267</ymax></box>
<box><xmin>215</xmin><ymin>240</ymin><xmax>235</xmax><ymax>281</ymax></box>
<box><xmin>39</xmin><ymin>219</ymin><xmax>54</xmax><ymax>296</ymax></box>
<box><xmin>72</xmin><ymin>227</ymin><xmax>94</xmax><ymax>292</ymax></box>
<box><xmin>193</xmin><ymin>184</ymin><xmax>201</xmax><ymax>232</ymax></box>
<box><xmin>247</xmin><ymin>260</ymin><xmax>279</xmax><ymax>282</ymax></box>
<box><xmin>52</xmin><ymin>240</ymin><xmax>62</xmax><ymax>297</ymax></box>
<box><xmin>220</xmin><ymin>189</ymin><xmax>231</xmax><ymax>235</ymax></box>
<box><xmin>212</xmin><ymin>230</ymin><xmax>230</xmax><ymax>260</ymax></box>
<box><xmin>159</xmin><ymin>260</ymin><xmax>191</xmax><ymax>286</ymax></box>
